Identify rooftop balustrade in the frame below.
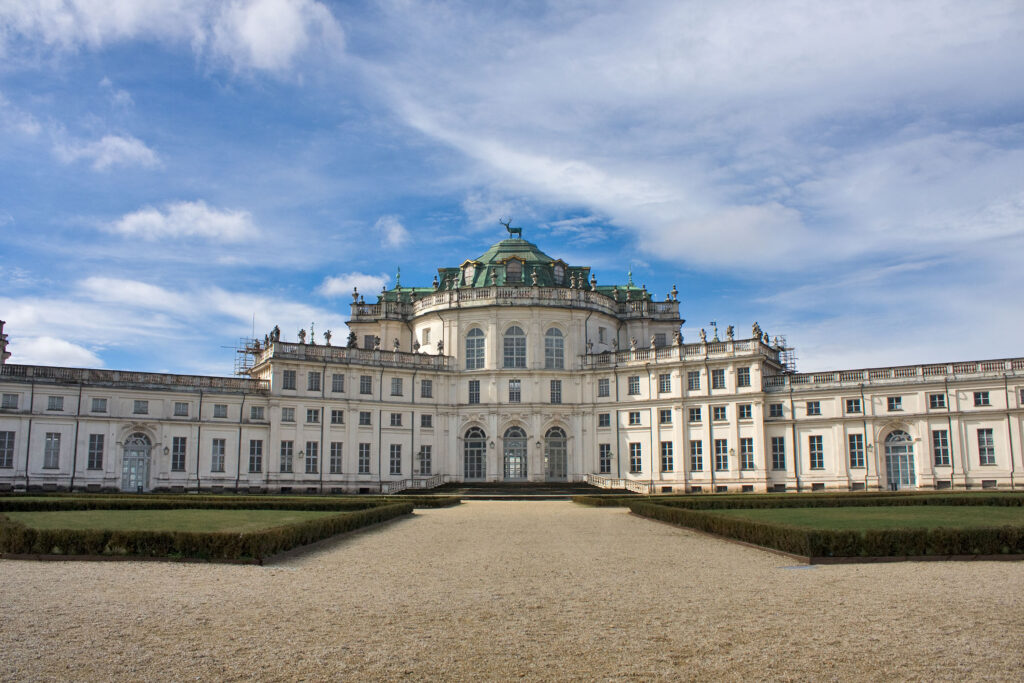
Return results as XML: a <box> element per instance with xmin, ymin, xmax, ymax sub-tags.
<box><xmin>251</xmin><ymin>341</ymin><xmax>452</xmax><ymax>371</ymax></box>
<box><xmin>0</xmin><ymin>364</ymin><xmax>268</xmax><ymax>393</ymax></box>
<box><xmin>581</xmin><ymin>337</ymin><xmax>782</xmax><ymax>367</ymax></box>
<box><xmin>762</xmin><ymin>358</ymin><xmax>1024</xmax><ymax>392</ymax></box>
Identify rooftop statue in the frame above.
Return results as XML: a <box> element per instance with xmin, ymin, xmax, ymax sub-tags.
<box><xmin>499</xmin><ymin>217</ymin><xmax>522</xmax><ymax>239</ymax></box>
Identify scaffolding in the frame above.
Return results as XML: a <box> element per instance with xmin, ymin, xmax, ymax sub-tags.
<box><xmin>773</xmin><ymin>334</ymin><xmax>798</xmax><ymax>374</ymax></box>
<box><xmin>233</xmin><ymin>337</ymin><xmax>261</xmax><ymax>376</ymax></box>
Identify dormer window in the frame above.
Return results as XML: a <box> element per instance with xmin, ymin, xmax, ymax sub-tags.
<box><xmin>506</xmin><ymin>259</ymin><xmax>522</xmax><ymax>283</ymax></box>
<box><xmin>463</xmin><ymin>262</ymin><xmax>476</xmax><ymax>285</ymax></box>
<box><xmin>553</xmin><ymin>263</ymin><xmax>565</xmax><ymax>285</ymax></box>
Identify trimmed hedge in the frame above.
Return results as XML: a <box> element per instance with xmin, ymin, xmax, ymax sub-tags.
<box><xmin>628</xmin><ymin>501</ymin><xmax>1024</xmax><ymax>558</ymax></box>
<box><xmin>0</xmin><ymin>502</ymin><xmax>413</xmax><ymax>562</ymax></box>
<box><xmin>0</xmin><ymin>495</ymin><xmax>460</xmax><ymax>513</ymax></box>
<box><xmin>573</xmin><ymin>492</ymin><xmax>1024</xmax><ymax>511</ymax></box>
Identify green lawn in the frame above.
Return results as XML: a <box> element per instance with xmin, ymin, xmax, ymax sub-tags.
<box><xmin>3</xmin><ymin>509</ymin><xmax>344</xmax><ymax>533</ymax></box>
<box><xmin>709</xmin><ymin>505</ymin><xmax>1024</xmax><ymax>530</ymax></box>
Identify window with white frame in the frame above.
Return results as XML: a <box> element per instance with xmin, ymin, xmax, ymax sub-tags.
<box><xmin>358</xmin><ymin>443</ymin><xmax>371</xmax><ymax>474</ymax></box>
<box><xmin>597</xmin><ymin>378</ymin><xmax>610</xmax><ymax>397</ymax></box>
<box><xmin>929</xmin><ymin>393</ymin><xmax>947</xmax><ymax>409</ymax></box>
<box><xmin>544</xmin><ymin>328</ymin><xmax>564</xmax><ymax>369</ymax></box>
<box><xmin>47</xmin><ymin>396</ymin><xmax>63</xmax><ymax>411</ymax></box>
<box><xmin>87</xmin><ymin>434</ymin><xmax>104</xmax><ymax>470</ymax></box>
<box><xmin>690</xmin><ymin>441</ymin><xmax>703</xmax><ymax>471</ymax></box>
<box><xmin>740</xmin><ymin>437</ymin><xmax>754</xmax><ymax>470</ymax></box>
<box><xmin>503</xmin><ymin>326</ymin><xmax>526</xmax><ymax>368</ymax></box>
<box><xmin>211</xmin><ymin>438</ymin><xmax>226</xmax><ymax>472</ymax></box>
<box><xmin>330</xmin><ymin>442</ymin><xmax>343</xmax><ymax>474</ymax></box>
<box><xmin>687</xmin><ymin>371</ymin><xmax>701</xmax><ymax>391</ymax></box>
<box><xmin>391</xmin><ymin>377</ymin><xmax>403</xmax><ymax>396</ymax></box>
<box><xmin>0</xmin><ymin>393</ymin><xmax>16</xmax><ymax>409</ymax></box>
<box><xmin>660</xmin><ymin>441</ymin><xmax>674</xmax><ymax>472</ymax></box>
<box><xmin>214</xmin><ymin>404</ymin><xmax>228</xmax><ymax>418</ymax></box>
<box><xmin>43</xmin><ymin>432</ymin><xmax>61</xmax><ymax>469</ymax></box>
<box><xmin>848</xmin><ymin>433</ymin><xmax>865</xmax><ymax>468</ymax></box>
<box><xmin>280</xmin><ymin>441</ymin><xmax>293</xmax><ymax>473</ymax></box>
<box><xmin>714</xmin><ymin>439</ymin><xmax>728</xmax><ymax>471</ymax></box>
<box><xmin>421</xmin><ymin>379</ymin><xmax>433</xmax><ymax>398</ymax></box>
<box><xmin>803</xmin><ymin>401</ymin><xmax>820</xmax><ymax>416</ymax></box>
<box><xmin>305</xmin><ymin>441</ymin><xmax>318</xmax><ymax>474</ymax></box>
<box><xmin>711</xmin><ymin>369</ymin><xmax>725</xmax><ymax>390</ymax></box>
<box><xmin>887</xmin><ymin>396</ymin><xmax>902</xmax><ymax>411</ymax></box>
<box><xmin>172</xmin><ymin>436</ymin><xmax>188</xmax><ymax>471</ymax></box>
<box><xmin>174</xmin><ymin>401</ymin><xmax>189</xmax><ymax>417</ymax></box>
<box><xmin>0</xmin><ymin>431</ymin><xmax>16</xmax><ymax>468</ymax></box>
<box><xmin>712</xmin><ymin>406</ymin><xmax>727</xmax><ymax>421</ymax></box>
<box><xmin>307</xmin><ymin>371</ymin><xmax>321</xmax><ymax>392</ymax></box>
<box><xmin>598</xmin><ymin>413</ymin><xmax>611</xmax><ymax>428</ymax></box>
<box><xmin>250</xmin><ymin>406</ymin><xmax>264</xmax><ymax>421</ymax></box>
<box><xmin>688</xmin><ymin>407</ymin><xmax>701</xmax><ymax>423</ymax></box>
<box><xmin>978</xmin><ymin>428</ymin><xmax>995</xmax><ymax>465</ymax></box>
<box><xmin>390</xmin><ymin>444</ymin><xmax>402</xmax><ymax>475</ymax></box>
<box><xmin>771</xmin><ymin>436</ymin><xmax>785</xmax><ymax>470</ymax></box>
<box><xmin>421</xmin><ymin>414</ymin><xmax>433</xmax><ymax>428</ymax></box>
<box><xmin>736</xmin><ymin>367</ymin><xmax>751</xmax><ymax>388</ymax></box>
<box><xmin>331</xmin><ymin>409</ymin><xmax>344</xmax><ymax>425</ymax></box>
<box><xmin>599</xmin><ymin>444</ymin><xmax>612</xmax><ymax>474</ymax></box>
<box><xmin>417</xmin><ymin>445</ymin><xmax>432</xmax><ymax>475</ymax></box>
<box><xmin>550</xmin><ymin>379</ymin><xmax>562</xmax><ymax>404</ymax></box>
<box><xmin>628</xmin><ymin>411</ymin><xmax>641</xmax><ymax>426</ymax></box>
<box><xmin>390</xmin><ymin>412</ymin><xmax>402</xmax><ymax>427</ymax></box>
<box><xmin>281</xmin><ymin>407</ymin><xmax>295</xmax><ymax>422</ymax></box>
<box><xmin>659</xmin><ymin>408</ymin><xmax>672</xmax><ymax>425</ymax></box>
<box><xmin>332</xmin><ymin>373</ymin><xmax>345</xmax><ymax>393</ymax></box>
<box><xmin>133</xmin><ymin>400</ymin><xmax>148</xmax><ymax>415</ymax></box>
<box><xmin>91</xmin><ymin>397</ymin><xmax>107</xmax><ymax>413</ymax></box>
<box><xmin>360</xmin><ymin>375</ymin><xmax>372</xmax><ymax>394</ymax></box>
<box><xmin>809</xmin><ymin>435</ymin><xmax>824</xmax><ymax>469</ymax></box>
<box><xmin>845</xmin><ymin>398</ymin><xmax>861</xmax><ymax>414</ymax></box>
<box><xmin>932</xmin><ymin>430</ymin><xmax>950</xmax><ymax>466</ymax></box>
<box><xmin>468</xmin><ymin>379</ymin><xmax>480</xmax><ymax>404</ymax></box>
<box><xmin>659</xmin><ymin>373</ymin><xmax>671</xmax><ymax>393</ymax></box>
<box><xmin>629</xmin><ymin>442</ymin><xmax>642</xmax><ymax>473</ymax></box>
<box><xmin>282</xmin><ymin>370</ymin><xmax>296</xmax><ymax>390</ymax></box>
<box><xmin>248</xmin><ymin>439</ymin><xmax>262</xmax><ymax>473</ymax></box>
<box><xmin>508</xmin><ymin>378</ymin><xmax>521</xmax><ymax>403</ymax></box>
<box><xmin>359</xmin><ymin>411</ymin><xmax>371</xmax><ymax>426</ymax></box>
<box><xmin>466</xmin><ymin>328</ymin><xmax>485</xmax><ymax>370</ymax></box>
<box><xmin>306</xmin><ymin>409</ymin><xmax>320</xmax><ymax>424</ymax></box>
<box><xmin>974</xmin><ymin>391</ymin><xmax>990</xmax><ymax>407</ymax></box>
<box><xmin>627</xmin><ymin>376</ymin><xmax>640</xmax><ymax>395</ymax></box>
<box><xmin>738</xmin><ymin>404</ymin><xmax>752</xmax><ymax>420</ymax></box>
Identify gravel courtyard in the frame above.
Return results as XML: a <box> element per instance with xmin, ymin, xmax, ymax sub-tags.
<box><xmin>2</xmin><ymin>500</ymin><xmax>1022</xmax><ymax>681</ymax></box>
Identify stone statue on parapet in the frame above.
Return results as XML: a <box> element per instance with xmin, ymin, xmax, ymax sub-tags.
<box><xmin>673</xmin><ymin>330</ymin><xmax>682</xmax><ymax>346</ymax></box>
<box><xmin>726</xmin><ymin>325</ymin><xmax>734</xmax><ymax>341</ymax></box>
<box><xmin>437</xmin><ymin>339</ymin><xmax>444</xmax><ymax>354</ymax></box>
<box><xmin>752</xmin><ymin>321</ymin><xmax>762</xmax><ymax>339</ymax></box>
<box><xmin>699</xmin><ymin>328</ymin><xmax>707</xmax><ymax>343</ymax></box>
<box><xmin>393</xmin><ymin>338</ymin><xmax>400</xmax><ymax>352</ymax></box>
<box><xmin>630</xmin><ymin>337</ymin><xmax>637</xmax><ymax>351</ymax></box>
<box><xmin>298</xmin><ymin>328</ymin><xmax>306</xmax><ymax>344</ymax></box>
<box><xmin>324</xmin><ymin>330</ymin><xmax>332</xmax><ymax>346</ymax></box>
<box><xmin>373</xmin><ymin>336</ymin><xmax>381</xmax><ymax>350</ymax></box>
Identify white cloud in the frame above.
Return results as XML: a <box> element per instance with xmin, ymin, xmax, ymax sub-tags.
<box><xmin>0</xmin><ymin>92</ymin><xmax>41</xmax><ymax>136</ymax></box>
<box><xmin>373</xmin><ymin>215</ymin><xmax>409</xmax><ymax>247</ymax></box>
<box><xmin>107</xmin><ymin>200</ymin><xmax>255</xmax><ymax>242</ymax></box>
<box><xmin>54</xmin><ymin>134</ymin><xmax>159</xmax><ymax>170</ymax></box>
<box><xmin>318</xmin><ymin>272</ymin><xmax>390</xmax><ymax>299</ymax></box>
<box><xmin>99</xmin><ymin>77</ymin><xmax>133</xmax><ymax>107</ymax></box>
<box><xmin>79</xmin><ymin>277</ymin><xmax>190</xmax><ymax>314</ymax></box>
<box><xmin>7</xmin><ymin>336</ymin><xmax>103</xmax><ymax>367</ymax></box>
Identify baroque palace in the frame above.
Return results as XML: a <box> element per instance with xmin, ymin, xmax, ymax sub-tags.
<box><xmin>1</xmin><ymin>232</ymin><xmax>1022</xmax><ymax>494</ymax></box>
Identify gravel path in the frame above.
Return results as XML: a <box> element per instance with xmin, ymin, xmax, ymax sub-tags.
<box><xmin>2</xmin><ymin>501</ymin><xmax>1022</xmax><ymax>681</ymax></box>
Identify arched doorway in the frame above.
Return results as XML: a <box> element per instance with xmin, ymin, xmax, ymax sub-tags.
<box><xmin>464</xmin><ymin>427</ymin><xmax>486</xmax><ymax>480</ymax></box>
<box><xmin>884</xmin><ymin>430</ymin><xmax>916</xmax><ymax>490</ymax></box>
<box><xmin>503</xmin><ymin>426</ymin><xmax>527</xmax><ymax>480</ymax></box>
<box><xmin>544</xmin><ymin>427</ymin><xmax>567</xmax><ymax>481</ymax></box>
<box><xmin>122</xmin><ymin>433</ymin><xmax>151</xmax><ymax>492</ymax></box>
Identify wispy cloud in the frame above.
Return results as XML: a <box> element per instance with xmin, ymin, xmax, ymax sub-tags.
<box><xmin>318</xmin><ymin>272</ymin><xmax>390</xmax><ymax>299</ymax></box>
<box><xmin>106</xmin><ymin>201</ymin><xmax>255</xmax><ymax>242</ymax></box>
<box><xmin>373</xmin><ymin>215</ymin><xmax>409</xmax><ymax>247</ymax></box>
<box><xmin>53</xmin><ymin>133</ymin><xmax>159</xmax><ymax>170</ymax></box>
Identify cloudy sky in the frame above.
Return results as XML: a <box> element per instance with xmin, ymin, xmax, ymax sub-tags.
<box><xmin>1</xmin><ymin>0</ymin><xmax>1022</xmax><ymax>375</ymax></box>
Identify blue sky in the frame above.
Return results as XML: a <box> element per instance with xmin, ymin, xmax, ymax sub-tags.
<box><xmin>1</xmin><ymin>0</ymin><xmax>1022</xmax><ymax>375</ymax></box>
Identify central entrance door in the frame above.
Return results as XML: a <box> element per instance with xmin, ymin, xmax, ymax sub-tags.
<box><xmin>544</xmin><ymin>427</ymin><xmax>567</xmax><ymax>481</ymax></box>
<box><xmin>121</xmin><ymin>433</ymin><xmax>151</xmax><ymax>492</ymax></box>
<box><xmin>884</xmin><ymin>430</ymin><xmax>916</xmax><ymax>490</ymax></box>
<box><xmin>503</xmin><ymin>426</ymin><xmax>528</xmax><ymax>480</ymax></box>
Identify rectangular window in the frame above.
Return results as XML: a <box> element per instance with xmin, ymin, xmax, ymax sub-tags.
<box><xmin>714</xmin><ymin>439</ymin><xmax>728</xmax><ymax>471</ymax></box>
<box><xmin>806</xmin><ymin>401</ymin><xmax>820</xmax><ymax>416</ymax></box>
<box><xmin>172</xmin><ymin>436</ymin><xmax>188</xmax><ymax>472</ymax></box>
<box><xmin>306</xmin><ymin>409</ymin><xmax>320</xmax><ymax>424</ymax></box>
<box><xmin>598</xmin><ymin>326</ymin><xmax>607</xmax><ymax>344</ymax></box>
<box><xmin>359</xmin><ymin>411</ymin><xmax>371</xmax><ymax>426</ymax></box>
<box><xmin>738</xmin><ymin>404</ymin><xmax>752</xmax><ymax>420</ymax></box>
<box><xmin>599</xmin><ymin>443</ymin><xmax>612</xmax><ymax>474</ymax></box>
<box><xmin>978</xmin><ymin>428</ymin><xmax>995</xmax><ymax>465</ymax></box>
<box><xmin>390</xmin><ymin>412</ymin><xmax>402</xmax><ymax>427</ymax></box>
<box><xmin>43</xmin><ymin>432</ymin><xmax>61</xmax><ymax>469</ymax></box>
<box><xmin>422</xmin><ymin>328</ymin><xmax>431</xmax><ymax>345</ymax></box>
<box><xmin>213</xmin><ymin>404</ymin><xmax>228</xmax><ymax>418</ymax></box>
<box><xmin>687</xmin><ymin>371</ymin><xmax>701</xmax><ymax>391</ymax></box>
<box><xmin>132</xmin><ymin>400</ymin><xmax>150</xmax><ymax>415</ymax></box>
<box><xmin>690</xmin><ymin>441</ymin><xmax>703</xmax><ymax>471</ymax></box>
<box><xmin>420</xmin><ymin>379</ymin><xmax>433</xmax><ymax>398</ymax></box>
<box><xmin>974</xmin><ymin>391</ymin><xmax>990</xmax><ymax>407</ymax></box>
<box><xmin>468</xmin><ymin>379</ymin><xmax>480</xmax><ymax>404</ymax></box>
<box><xmin>1</xmin><ymin>393</ymin><xmax>17</xmax><ymax>409</ymax></box>
<box><xmin>305</xmin><ymin>441</ymin><xmax>319</xmax><ymax>474</ymax></box>
<box><xmin>503</xmin><ymin>378</ymin><xmax>519</xmax><ymax>404</ymax></box>
<box><xmin>421</xmin><ymin>414</ymin><xmax>433</xmax><ymax>428</ymax></box>
<box><xmin>0</xmin><ymin>431</ymin><xmax>15</xmax><ymax>468</ymax></box>
<box><xmin>248</xmin><ymin>439</ymin><xmax>262</xmax><ymax>473</ymax></box>
<box><xmin>629</xmin><ymin>442</ymin><xmax>642</xmax><ymax>474</ymax></box>
<box><xmin>932</xmin><ymin>430</ymin><xmax>950</xmax><ymax>466</ymax></box>
<box><xmin>211</xmin><ymin>438</ymin><xmax>226</xmax><ymax>472</ymax></box>
<box><xmin>360</xmin><ymin>375</ymin><xmax>372</xmax><ymax>395</ymax></box>
<box><xmin>736</xmin><ymin>367</ymin><xmax>751</xmax><ymax>388</ymax></box>
<box><xmin>628</xmin><ymin>411</ymin><xmax>641</xmax><ymax>426</ymax></box>
<box><xmin>330</xmin><ymin>409</ymin><xmax>344</xmax><ymax>425</ymax></box>
<box><xmin>597</xmin><ymin>378</ymin><xmax>610</xmax><ymax>398</ymax></box>
<box><xmin>282</xmin><ymin>370</ymin><xmax>296</xmax><ymax>390</ymax></box>
<box><xmin>848</xmin><ymin>433</ymin><xmax>865</xmax><ymax>468</ymax></box>
<box><xmin>389</xmin><ymin>444</ymin><xmax>402</xmax><ymax>475</ymax></box>
<box><xmin>550</xmin><ymin>379</ymin><xmax>562</xmax><ymax>404</ymax></box>
<box><xmin>929</xmin><ymin>393</ymin><xmax>947</xmax><ymax>409</ymax></box>
<box><xmin>330</xmin><ymin>442</ymin><xmax>343</xmax><ymax>474</ymax></box>
<box><xmin>740</xmin><ymin>437</ymin><xmax>754</xmax><ymax>470</ymax></box>
<box><xmin>809</xmin><ymin>435</ymin><xmax>824</xmax><ymax>469</ymax></box>
<box><xmin>659</xmin><ymin>408</ymin><xmax>672</xmax><ymax>425</ymax></box>
<box><xmin>417</xmin><ymin>445</ymin><xmax>432</xmax><ymax>475</ymax></box>
<box><xmin>91</xmin><ymin>397</ymin><xmax>107</xmax><ymax>413</ymax></box>
<box><xmin>250</xmin><ymin>406</ymin><xmax>264</xmax><ymax>421</ymax></box>
<box><xmin>845</xmin><ymin>398</ymin><xmax>861</xmax><ymax>414</ymax></box>
<box><xmin>174</xmin><ymin>401</ymin><xmax>189</xmax><ymax>417</ymax></box>
<box><xmin>688</xmin><ymin>407</ymin><xmax>701</xmax><ymax>423</ymax></box>
<box><xmin>391</xmin><ymin>377</ymin><xmax>403</xmax><ymax>396</ymax></box>
<box><xmin>332</xmin><ymin>373</ymin><xmax>345</xmax><ymax>393</ymax></box>
<box><xmin>712</xmin><ymin>406</ymin><xmax>727</xmax><ymax>421</ymax></box>
<box><xmin>598</xmin><ymin>413</ymin><xmax>611</xmax><ymax>428</ymax></box>
<box><xmin>771</xmin><ymin>436</ymin><xmax>786</xmax><ymax>470</ymax></box>
<box><xmin>358</xmin><ymin>443</ymin><xmax>371</xmax><ymax>474</ymax></box>
<box><xmin>658</xmin><ymin>373</ymin><xmax>671</xmax><ymax>393</ymax></box>
<box><xmin>87</xmin><ymin>434</ymin><xmax>104</xmax><ymax>470</ymax></box>
<box><xmin>627</xmin><ymin>376</ymin><xmax>640</xmax><ymax>395</ymax></box>
<box><xmin>711</xmin><ymin>369</ymin><xmax>725</xmax><ymax>390</ymax></box>
<box><xmin>887</xmin><ymin>396</ymin><xmax>902</xmax><ymax>411</ymax></box>
<box><xmin>654</xmin><ymin>333</ymin><xmax>666</xmax><ymax>348</ymax></box>
<box><xmin>281</xmin><ymin>407</ymin><xmax>295</xmax><ymax>422</ymax></box>
<box><xmin>280</xmin><ymin>440</ymin><xmax>293</xmax><ymax>473</ymax></box>
<box><xmin>769</xmin><ymin>403</ymin><xmax>783</xmax><ymax>418</ymax></box>
<box><xmin>660</xmin><ymin>441</ymin><xmax>674</xmax><ymax>472</ymax></box>
<box><xmin>363</xmin><ymin>335</ymin><xmax>376</xmax><ymax>350</ymax></box>
<box><xmin>307</xmin><ymin>371</ymin><xmax>321</xmax><ymax>392</ymax></box>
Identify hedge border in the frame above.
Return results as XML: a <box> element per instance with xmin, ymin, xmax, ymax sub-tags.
<box><xmin>0</xmin><ymin>502</ymin><xmax>414</xmax><ymax>563</ymax></box>
<box><xmin>0</xmin><ymin>495</ymin><xmax>460</xmax><ymax>512</ymax></box>
<box><xmin>575</xmin><ymin>491</ymin><xmax>1024</xmax><ymax>510</ymax></box>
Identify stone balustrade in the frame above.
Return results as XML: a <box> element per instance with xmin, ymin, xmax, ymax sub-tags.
<box><xmin>0</xmin><ymin>364</ymin><xmax>269</xmax><ymax>393</ymax></box>
<box><xmin>252</xmin><ymin>341</ymin><xmax>452</xmax><ymax>371</ymax></box>
<box><xmin>581</xmin><ymin>337</ymin><xmax>781</xmax><ymax>367</ymax></box>
<box><xmin>762</xmin><ymin>358</ymin><xmax>1024</xmax><ymax>392</ymax></box>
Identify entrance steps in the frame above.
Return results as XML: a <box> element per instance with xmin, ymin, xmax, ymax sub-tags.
<box><xmin>408</xmin><ymin>481</ymin><xmax>633</xmax><ymax>500</ymax></box>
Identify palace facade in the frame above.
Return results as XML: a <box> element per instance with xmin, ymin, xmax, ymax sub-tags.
<box><xmin>1</xmin><ymin>234</ymin><xmax>1021</xmax><ymax>494</ymax></box>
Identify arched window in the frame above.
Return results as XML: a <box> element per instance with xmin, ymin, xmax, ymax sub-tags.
<box><xmin>553</xmin><ymin>263</ymin><xmax>565</xmax><ymax>285</ymax></box>
<box><xmin>464</xmin><ymin>427</ymin><xmax>486</xmax><ymax>479</ymax></box>
<box><xmin>465</xmin><ymin>328</ymin><xmax>485</xmax><ymax>369</ymax></box>
<box><xmin>506</xmin><ymin>259</ymin><xmax>522</xmax><ymax>283</ymax></box>
<box><xmin>503</xmin><ymin>426</ymin><xmax>527</xmax><ymax>479</ymax></box>
<box><xmin>122</xmin><ymin>433</ymin><xmax>151</xmax><ymax>492</ymax></box>
<box><xmin>544</xmin><ymin>327</ymin><xmax>564</xmax><ymax>369</ymax></box>
<box><xmin>503</xmin><ymin>326</ymin><xmax>526</xmax><ymax>368</ymax></box>
<box><xmin>544</xmin><ymin>427</ymin><xmax>567</xmax><ymax>480</ymax></box>
<box><xmin>884</xmin><ymin>430</ymin><xmax>916</xmax><ymax>491</ymax></box>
